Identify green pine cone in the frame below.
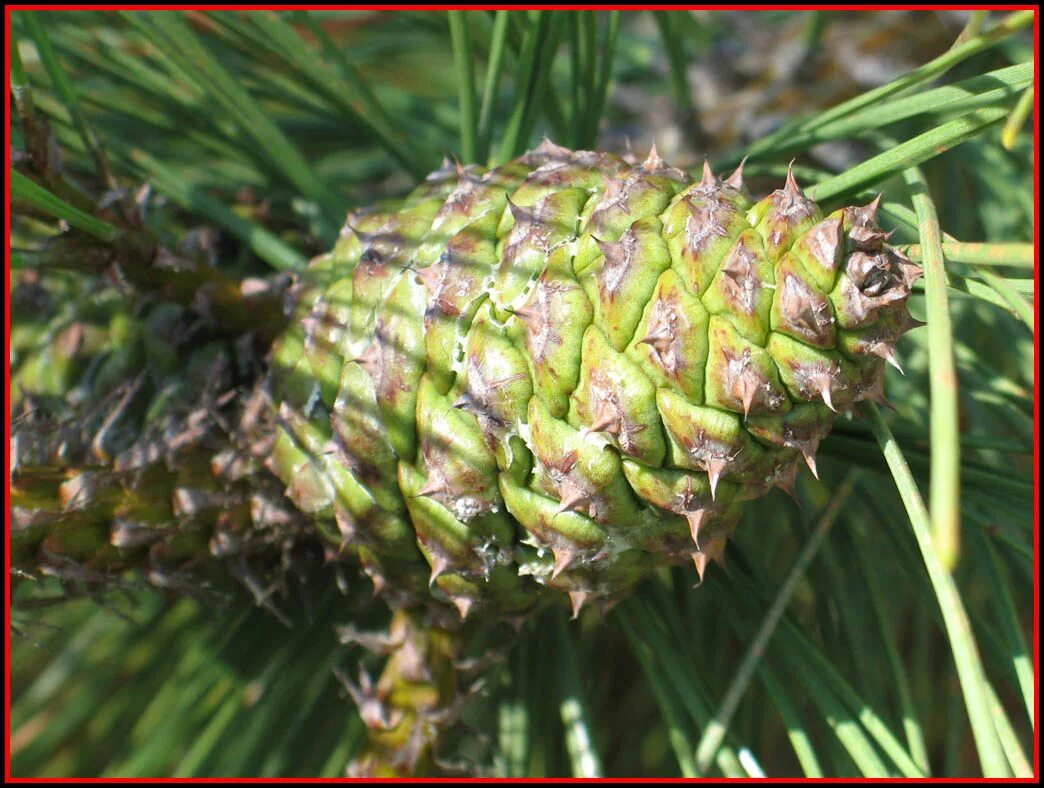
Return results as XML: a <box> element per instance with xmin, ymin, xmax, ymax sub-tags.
<box><xmin>266</xmin><ymin>141</ymin><xmax>923</xmax><ymax>619</ymax></box>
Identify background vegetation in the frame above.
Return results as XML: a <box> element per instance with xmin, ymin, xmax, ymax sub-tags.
<box><xmin>10</xmin><ymin>9</ymin><xmax>1036</xmax><ymax>777</ymax></box>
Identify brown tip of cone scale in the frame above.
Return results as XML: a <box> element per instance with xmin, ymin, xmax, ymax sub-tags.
<box><xmin>554</xmin><ymin>484</ymin><xmax>590</xmax><ymax>517</ymax></box>
<box><xmin>686</xmin><ymin>509</ymin><xmax>706</xmax><ymax>549</ymax></box>
<box><xmin>817</xmin><ymin>378</ymin><xmax>836</xmax><ymax>412</ymax></box>
<box><xmin>534</xmin><ymin>137</ymin><xmax>571</xmax><ymax>160</ymax></box>
<box><xmin>568</xmin><ymin>590</ymin><xmax>589</xmax><ymax>619</ymax></box>
<box><xmin>802</xmin><ymin>448</ymin><xmax>820</xmax><ymax>479</ymax></box>
<box><xmin>452</xmin><ymin>595</ymin><xmax>474</xmax><ymax>621</ymax></box>
<box><xmin>595</xmin><ymin>233</ymin><xmax>632</xmax><ymax>269</ymax></box>
<box><xmin>587</xmin><ymin>401</ymin><xmax>621</xmax><ymax>436</ymax></box>
<box><xmin>551</xmin><ymin>547</ymin><xmax>576</xmax><ymax>580</ymax></box>
<box><xmin>428</xmin><ymin>553</ymin><xmax>451</xmax><ymax>588</ymax></box>
<box><xmin>512</xmin><ymin>305</ymin><xmax>544</xmax><ymax>334</ymax></box>
<box><xmin>865</xmin><ymin>193</ymin><xmax>883</xmax><ymax>221</ymax></box>
<box><xmin>692</xmin><ymin>536</ymin><xmax>726</xmax><ymax>584</ymax></box>
<box><xmin>352</xmin><ymin>342</ymin><xmax>382</xmax><ymax>379</ymax></box>
<box><xmin>692</xmin><ymin>551</ymin><xmax>710</xmax><ymax>585</ymax></box>
<box><xmin>415</xmin><ymin>473</ymin><xmax>448</xmax><ymax>498</ymax></box>
<box><xmin>738</xmin><ymin>373</ymin><xmax>759</xmax><ymax>419</ymax></box>
<box><xmin>902</xmin><ymin>312</ymin><xmax>927</xmax><ymax>332</ymax></box>
<box><xmin>879</xmin><ymin>345</ymin><xmax>904</xmax><ymax>375</ymax></box>
<box><xmin>506</xmin><ymin>196</ymin><xmax>538</xmax><ymax>227</ymax></box>
<box><xmin>705</xmin><ymin>458</ymin><xmax>726</xmax><ymax>500</ymax></box>
<box><xmin>413</xmin><ymin>263</ymin><xmax>444</xmax><ymax>292</ymax></box>
<box><xmin>342</xmin><ymin>221</ymin><xmax>361</xmax><ymax>241</ymax></box>
<box><xmin>592</xmin><ymin>235</ymin><xmax>613</xmax><ymax>257</ymax></box>
<box><xmin>726</xmin><ymin>157</ymin><xmax>747</xmax><ymax>190</ymax></box>
<box><xmin>901</xmin><ymin>261</ymin><xmax>924</xmax><ymax>289</ymax></box>
<box><xmin>699</xmin><ymin>160</ymin><xmax>718</xmax><ymax>190</ymax></box>
<box><xmin>639</xmin><ymin>322</ymin><xmax>673</xmax><ymax>355</ymax></box>
<box><xmin>784</xmin><ymin>160</ymin><xmax>803</xmax><ymax>196</ymax></box>
<box><xmin>643</xmin><ymin>144</ymin><xmax>665</xmax><ymax>171</ymax></box>
<box><xmin>367</xmin><ymin>570</ymin><xmax>386</xmax><ymax>597</ymax></box>
<box><xmin>338</xmin><ymin>531</ymin><xmax>354</xmax><ymax>557</ymax></box>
